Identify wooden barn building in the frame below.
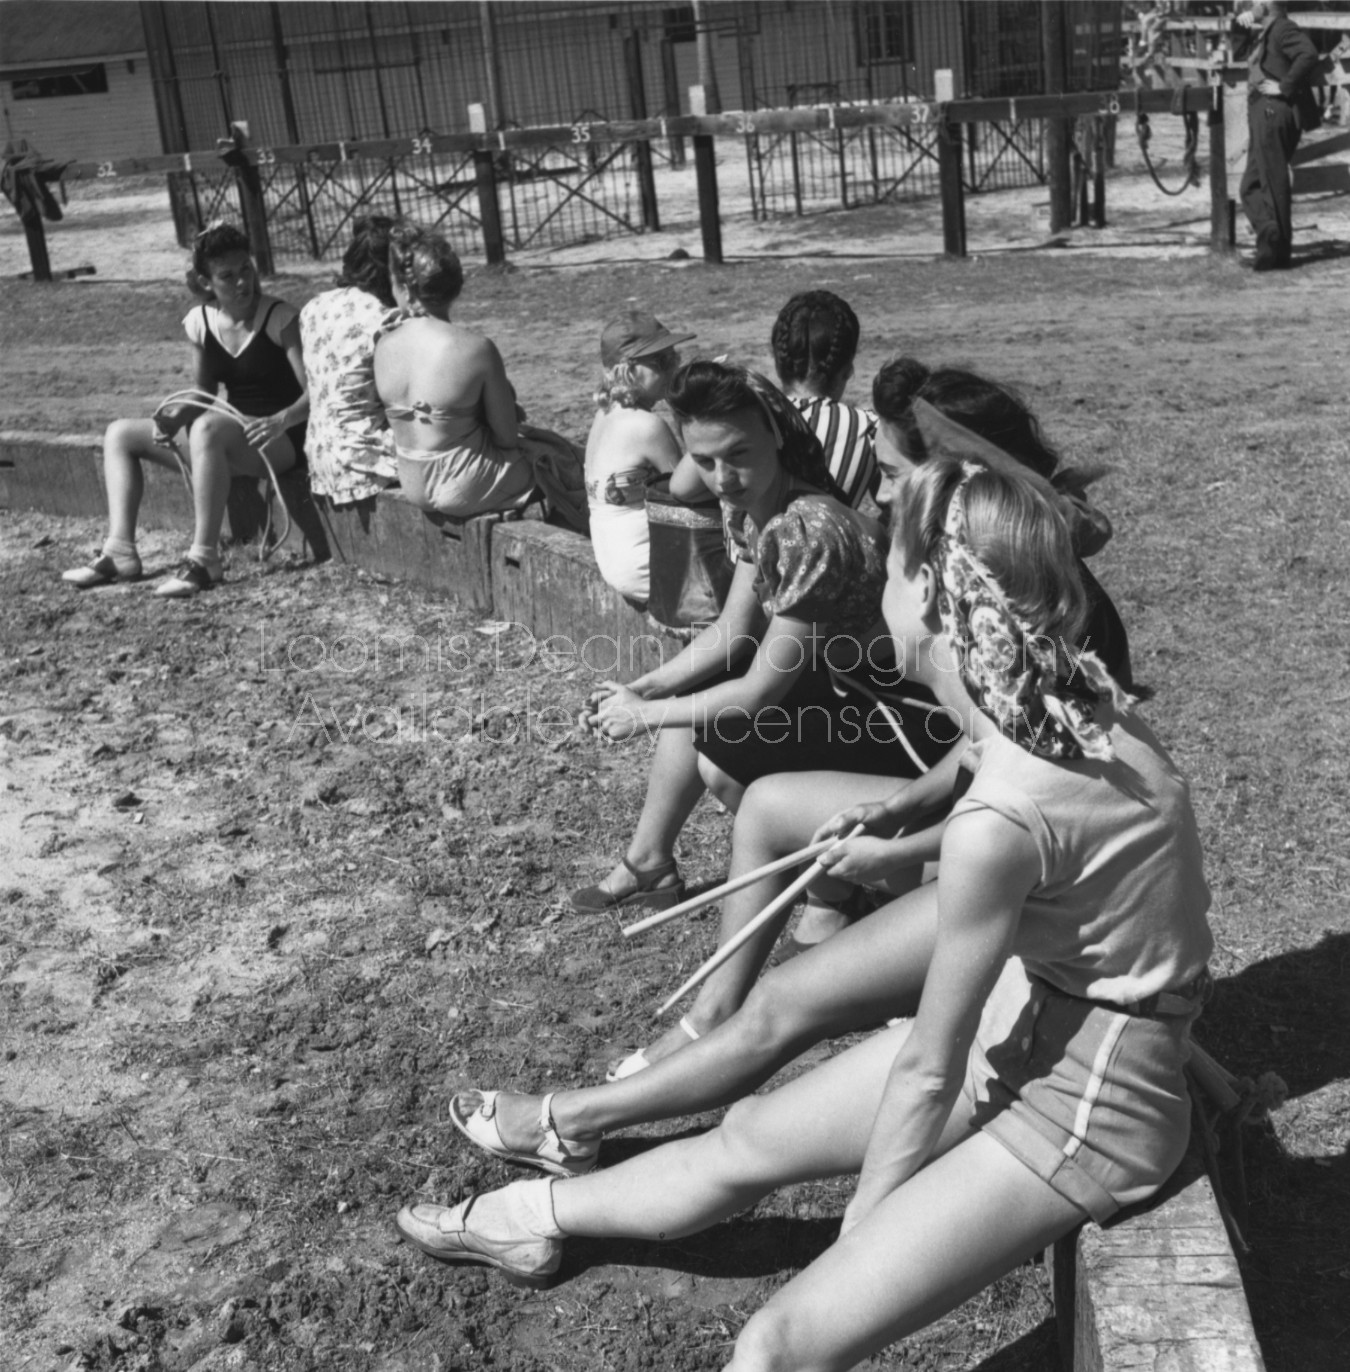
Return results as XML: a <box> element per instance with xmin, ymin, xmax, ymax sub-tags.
<box><xmin>140</xmin><ymin>2</ymin><xmax>1122</xmax><ymax>154</ymax></box>
<box><xmin>0</xmin><ymin>2</ymin><xmax>159</xmax><ymax>162</ymax></box>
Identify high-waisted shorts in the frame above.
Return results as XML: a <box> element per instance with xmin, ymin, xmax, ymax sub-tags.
<box><xmin>962</xmin><ymin>960</ymin><xmax>1205</xmax><ymax>1223</ymax></box>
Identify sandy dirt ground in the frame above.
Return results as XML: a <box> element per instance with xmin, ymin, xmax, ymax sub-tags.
<box><xmin>2</xmin><ymin>130</ymin><xmax>1349</xmax><ymax>1372</ymax></box>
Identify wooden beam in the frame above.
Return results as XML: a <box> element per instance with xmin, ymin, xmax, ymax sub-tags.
<box><xmin>1292</xmin><ymin>129</ymin><xmax>1350</xmax><ymax>166</ymax></box>
<box><xmin>57</xmin><ymin>89</ymin><xmax>1233</xmax><ymax>186</ymax></box>
<box><xmin>1292</xmin><ymin>163</ymin><xmax>1350</xmax><ymax>196</ymax></box>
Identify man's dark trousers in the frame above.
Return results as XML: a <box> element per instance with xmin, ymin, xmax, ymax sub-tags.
<box><xmin>1241</xmin><ymin>95</ymin><xmax>1301</xmax><ymax>268</ymax></box>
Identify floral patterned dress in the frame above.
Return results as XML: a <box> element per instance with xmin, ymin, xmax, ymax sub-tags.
<box><xmin>299</xmin><ymin>287</ymin><xmax>395</xmax><ymax>505</ymax></box>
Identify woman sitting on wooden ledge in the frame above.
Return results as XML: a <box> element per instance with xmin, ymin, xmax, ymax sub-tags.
<box><xmin>61</xmin><ymin>222</ymin><xmax>308</xmax><ymax>598</ymax></box>
<box><xmin>372</xmin><ymin>227</ymin><xmax>585</xmax><ymax>528</ymax></box>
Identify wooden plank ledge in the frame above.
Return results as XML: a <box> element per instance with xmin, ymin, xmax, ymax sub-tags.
<box><xmin>2</xmin><ymin>431</ymin><xmax>675</xmax><ymax>682</ymax></box>
<box><xmin>1056</xmin><ymin>1151</ymin><xmax>1266</xmax><ymax>1371</ymax></box>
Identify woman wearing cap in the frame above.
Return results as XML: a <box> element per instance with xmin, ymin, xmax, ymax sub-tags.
<box><xmin>585</xmin><ymin>311</ymin><xmax>701</xmax><ymax>604</ymax></box>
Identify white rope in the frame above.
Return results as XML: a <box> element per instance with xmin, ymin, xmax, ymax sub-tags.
<box><xmin>152</xmin><ymin>387</ymin><xmax>291</xmax><ymax>559</ymax></box>
<box><xmin>829</xmin><ymin>670</ymin><xmax>935</xmax><ymax>776</ymax></box>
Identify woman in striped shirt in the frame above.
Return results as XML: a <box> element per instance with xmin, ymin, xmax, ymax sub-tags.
<box><xmin>771</xmin><ymin>290</ymin><xmax>878</xmax><ymax>510</ymax></box>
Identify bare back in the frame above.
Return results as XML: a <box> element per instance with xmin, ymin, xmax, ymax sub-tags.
<box><xmin>374</xmin><ymin>315</ymin><xmax>518</xmax><ymax>455</ymax></box>
<box><xmin>585</xmin><ymin>405</ymin><xmax>680</xmax><ymax>485</ymax></box>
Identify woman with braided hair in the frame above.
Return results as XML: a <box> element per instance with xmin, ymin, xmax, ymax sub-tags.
<box><xmin>399</xmin><ymin>458</ymin><xmax>1214</xmax><ymax>1372</ymax></box>
<box><xmin>770</xmin><ymin>290</ymin><xmax>878</xmax><ymax>510</ymax></box>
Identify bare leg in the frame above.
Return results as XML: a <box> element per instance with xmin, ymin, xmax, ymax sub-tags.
<box><xmin>724</xmin><ymin>1133</ymin><xmax>1083</xmax><ymax>1372</ymax></box>
<box><xmin>101</xmin><ymin>419</ymin><xmax>187</xmax><ymax>546</ymax></box>
<box><xmin>186</xmin><ymin>411</ymin><xmax>295</xmax><ymax>552</ymax></box>
<box><xmin>643</xmin><ymin>769</ymin><xmax>918</xmax><ymax>1063</ymax></box>
<box><xmin>600</xmin><ymin>769</ymin><xmax>908</xmax><ymax>1070</ymax></box>
<box><xmin>551</xmin><ymin>1023</ymin><xmax>918</xmax><ymax>1239</ymax></box>
<box><xmin>584</xmin><ymin>727</ymin><xmax>705</xmax><ymax>902</ymax></box>
<box><xmin>438</xmin><ymin>1026</ymin><xmax>1083</xmax><ymax>1370</ymax></box>
<box><xmin>468</xmin><ymin>860</ymin><xmax>937</xmax><ymax>1149</ymax></box>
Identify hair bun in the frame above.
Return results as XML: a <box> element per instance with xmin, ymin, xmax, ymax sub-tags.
<box><xmin>888</xmin><ymin>357</ymin><xmax>930</xmax><ymax>405</ymax></box>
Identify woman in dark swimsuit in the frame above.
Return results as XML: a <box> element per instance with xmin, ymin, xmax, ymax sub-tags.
<box><xmin>62</xmin><ymin>223</ymin><xmax>308</xmax><ymax>598</ymax></box>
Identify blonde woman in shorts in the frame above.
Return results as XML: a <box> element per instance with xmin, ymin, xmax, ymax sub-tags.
<box><xmin>397</xmin><ymin>455</ymin><xmax>1213</xmax><ymax>1372</ymax></box>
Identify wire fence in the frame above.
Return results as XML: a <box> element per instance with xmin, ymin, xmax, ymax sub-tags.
<box><xmin>141</xmin><ymin>1</ymin><xmax>1122</xmax><ymax>260</ymax></box>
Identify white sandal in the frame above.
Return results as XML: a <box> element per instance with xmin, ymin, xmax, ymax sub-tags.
<box><xmin>450</xmin><ymin>1090</ymin><xmax>599</xmax><ymax>1178</ymax></box>
<box><xmin>396</xmin><ymin>1179</ymin><xmax>563</xmax><ymax>1288</ymax></box>
<box><xmin>604</xmin><ymin>1014</ymin><xmax>701</xmax><ymax>1083</ymax></box>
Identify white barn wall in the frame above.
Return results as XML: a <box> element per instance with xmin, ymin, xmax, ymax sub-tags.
<box><xmin>1</xmin><ymin>57</ymin><xmax>159</xmax><ymax>162</ymax></box>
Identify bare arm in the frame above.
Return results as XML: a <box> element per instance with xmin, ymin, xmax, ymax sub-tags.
<box><xmin>843</xmin><ymin>808</ymin><xmax>1039</xmax><ymax>1231</ymax></box>
<box><xmin>479</xmin><ymin>338</ymin><xmax>521</xmax><ymax>451</ymax></box>
<box><xmin>627</xmin><ymin>558</ymin><xmax>767</xmax><ymax>698</ymax></box>
<box><xmin>668</xmin><ymin>451</ymin><xmax>708</xmax><ymax>501</ymax></box>
<box><xmin>590</xmin><ymin>604</ymin><xmax>822</xmax><ymax>739</ymax></box>
<box><xmin>244</xmin><ymin>317</ymin><xmax>310</xmax><ymax>451</ymax></box>
<box><xmin>638</xmin><ymin>410</ymin><xmax>682</xmax><ymax>475</ymax></box>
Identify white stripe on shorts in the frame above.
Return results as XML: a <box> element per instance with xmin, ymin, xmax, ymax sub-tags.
<box><xmin>1063</xmin><ymin>1010</ymin><xmax>1129</xmax><ymax>1162</ymax></box>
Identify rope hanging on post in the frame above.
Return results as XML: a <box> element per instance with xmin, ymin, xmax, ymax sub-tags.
<box><xmin>1136</xmin><ymin>107</ymin><xmax>1202</xmax><ymax>196</ymax></box>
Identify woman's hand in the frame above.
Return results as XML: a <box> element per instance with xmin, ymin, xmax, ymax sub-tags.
<box><xmin>817</xmin><ymin>835</ymin><xmax>913</xmax><ymax>887</ymax></box>
<box><xmin>811</xmin><ymin>801</ymin><xmax>899</xmax><ymax>845</ymax></box>
<box><xmin>244</xmin><ymin>412</ymin><xmax>287</xmax><ymax>453</ymax></box>
<box><xmin>583</xmin><ymin>681</ymin><xmax>652</xmax><ymax>741</ymax></box>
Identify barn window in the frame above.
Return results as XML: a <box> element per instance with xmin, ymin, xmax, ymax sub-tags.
<box><xmin>664</xmin><ymin>6</ymin><xmax>697</xmax><ymax>43</ymax></box>
<box><xmin>857</xmin><ymin>2</ymin><xmax>915</xmax><ymax>65</ymax></box>
<box><xmin>11</xmin><ymin>65</ymin><xmax>109</xmax><ymax>99</ymax></box>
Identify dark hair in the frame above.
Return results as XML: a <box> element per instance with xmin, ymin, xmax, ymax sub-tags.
<box><xmin>187</xmin><ymin>222</ymin><xmax>251</xmax><ymax>299</ymax></box>
<box><xmin>872</xmin><ymin>358</ymin><xmax>1062</xmax><ymax>482</ymax></box>
<box><xmin>389</xmin><ymin>224</ymin><xmax>464</xmax><ymax>309</ymax></box>
<box><xmin>770</xmin><ymin>290</ymin><xmax>860</xmax><ymax>394</ymax></box>
<box><xmin>666</xmin><ymin>360</ymin><xmax>845</xmax><ymax>497</ymax></box>
<box><xmin>337</xmin><ymin>215</ymin><xmax>399</xmax><ymax>306</ymax></box>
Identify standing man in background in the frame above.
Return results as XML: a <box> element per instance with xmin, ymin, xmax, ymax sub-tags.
<box><xmin>1236</xmin><ymin>1</ymin><xmax>1321</xmax><ymax>271</ymax></box>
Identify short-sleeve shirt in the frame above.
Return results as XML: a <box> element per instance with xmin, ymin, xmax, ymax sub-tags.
<box><xmin>724</xmin><ymin>490</ymin><xmax>888</xmax><ymax>641</ymax></box>
<box><xmin>951</xmin><ymin>709</ymin><xmax>1213</xmax><ymax>1007</ymax></box>
<box><xmin>789</xmin><ymin>395</ymin><xmax>878</xmax><ymax>509</ymax></box>
<box><xmin>299</xmin><ymin>286</ymin><xmax>393</xmax><ymax>504</ymax></box>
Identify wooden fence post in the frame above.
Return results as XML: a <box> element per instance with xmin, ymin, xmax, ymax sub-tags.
<box><xmin>474</xmin><ymin>150</ymin><xmax>507</xmax><ymax>267</ymax></box>
<box><xmin>1092</xmin><ymin>116</ymin><xmax>1107</xmax><ymax>227</ymax></box>
<box><xmin>1042</xmin><ymin>2</ymin><xmax>1073</xmax><ymax>233</ymax></box>
<box><xmin>689</xmin><ymin>85</ymin><xmax>723</xmax><ymax>264</ymax></box>
<box><xmin>938</xmin><ymin>117</ymin><xmax>967</xmax><ymax>259</ymax></box>
<box><xmin>625</xmin><ymin>30</ymin><xmax>660</xmax><ymax>233</ymax></box>
<box><xmin>218</xmin><ymin>123</ymin><xmax>274</xmax><ymax>276</ymax></box>
<box><xmin>694</xmin><ymin>134</ymin><xmax>723</xmax><ymax>263</ymax></box>
<box><xmin>468</xmin><ymin>102</ymin><xmax>507</xmax><ymax>267</ymax></box>
<box><xmin>236</xmin><ymin>166</ymin><xmax>274</xmax><ymax>277</ymax></box>
<box><xmin>20</xmin><ymin>210</ymin><xmax>53</xmax><ymax>281</ymax></box>
<box><xmin>1208</xmin><ymin>93</ymin><xmax>1233</xmax><ymax>254</ymax></box>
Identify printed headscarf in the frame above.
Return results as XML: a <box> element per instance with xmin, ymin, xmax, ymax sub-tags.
<box><xmin>937</xmin><ymin>463</ymin><xmax>1132</xmax><ymax>761</ymax></box>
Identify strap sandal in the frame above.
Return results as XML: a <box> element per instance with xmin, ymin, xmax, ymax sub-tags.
<box><xmin>605</xmin><ymin>1014</ymin><xmax>700</xmax><ymax>1083</ymax></box>
<box><xmin>569</xmin><ymin>855</ymin><xmax>685</xmax><ymax>914</ymax></box>
<box><xmin>396</xmin><ymin>1189</ymin><xmax>562</xmax><ymax>1288</ymax></box>
<box><xmin>450</xmin><ymin>1089</ymin><xmax>599</xmax><ymax>1179</ymax></box>
<box><xmin>61</xmin><ymin>554</ymin><xmax>141</xmax><ymax>588</ymax></box>
<box><xmin>788</xmin><ymin>885</ymin><xmax>877</xmax><ymax>954</ymax></box>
